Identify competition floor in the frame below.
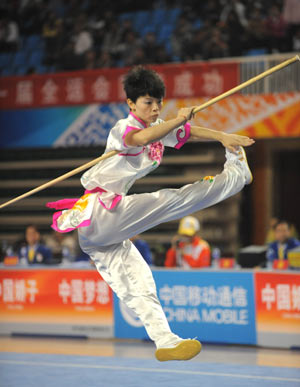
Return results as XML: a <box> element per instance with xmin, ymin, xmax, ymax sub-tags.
<box><xmin>1</xmin><ymin>337</ymin><xmax>300</xmax><ymax>387</ymax></box>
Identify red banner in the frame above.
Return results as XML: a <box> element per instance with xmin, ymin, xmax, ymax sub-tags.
<box><xmin>255</xmin><ymin>272</ymin><xmax>300</xmax><ymax>334</ymax></box>
<box><xmin>0</xmin><ymin>269</ymin><xmax>113</xmax><ymax>325</ymax></box>
<box><xmin>0</xmin><ymin>62</ymin><xmax>238</xmax><ymax>110</ymax></box>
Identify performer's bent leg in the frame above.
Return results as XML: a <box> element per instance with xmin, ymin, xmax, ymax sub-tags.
<box><xmin>79</xmin><ymin>151</ymin><xmax>249</xmax><ymax>246</ymax></box>
<box><xmin>87</xmin><ymin>240</ymin><xmax>181</xmax><ymax>348</ymax></box>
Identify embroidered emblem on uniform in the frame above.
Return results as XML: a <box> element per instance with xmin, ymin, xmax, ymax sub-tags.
<box><xmin>200</xmin><ymin>175</ymin><xmax>215</xmax><ymax>183</ymax></box>
<box><xmin>148</xmin><ymin>141</ymin><xmax>164</xmax><ymax>163</ymax></box>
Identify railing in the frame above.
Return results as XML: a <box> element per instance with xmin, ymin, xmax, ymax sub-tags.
<box><xmin>211</xmin><ymin>52</ymin><xmax>300</xmax><ymax>94</ymax></box>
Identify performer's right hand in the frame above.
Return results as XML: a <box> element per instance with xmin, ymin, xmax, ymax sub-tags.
<box><xmin>177</xmin><ymin>107</ymin><xmax>196</xmax><ymax>122</ymax></box>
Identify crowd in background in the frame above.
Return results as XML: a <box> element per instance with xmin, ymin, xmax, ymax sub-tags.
<box><xmin>1</xmin><ymin>216</ymin><xmax>299</xmax><ymax>270</ymax></box>
<box><xmin>0</xmin><ymin>0</ymin><xmax>299</xmax><ymax>74</ymax></box>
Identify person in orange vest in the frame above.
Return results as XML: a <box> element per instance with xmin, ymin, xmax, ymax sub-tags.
<box><xmin>165</xmin><ymin>216</ymin><xmax>211</xmax><ymax>268</ymax></box>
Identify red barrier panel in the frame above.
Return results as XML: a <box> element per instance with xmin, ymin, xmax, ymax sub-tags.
<box><xmin>0</xmin><ymin>62</ymin><xmax>238</xmax><ymax>109</ymax></box>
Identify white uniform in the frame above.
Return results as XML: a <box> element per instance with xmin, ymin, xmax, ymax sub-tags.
<box><xmin>48</xmin><ymin>112</ymin><xmax>248</xmax><ymax>349</ymax></box>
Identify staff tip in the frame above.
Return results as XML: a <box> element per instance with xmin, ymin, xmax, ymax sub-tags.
<box><xmin>297</xmin><ymin>55</ymin><xmax>300</xmax><ymax>61</ymax></box>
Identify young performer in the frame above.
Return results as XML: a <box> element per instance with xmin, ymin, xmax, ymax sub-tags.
<box><xmin>47</xmin><ymin>65</ymin><xmax>254</xmax><ymax>361</ymax></box>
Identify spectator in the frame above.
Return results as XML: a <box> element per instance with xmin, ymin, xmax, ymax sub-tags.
<box><xmin>142</xmin><ymin>32</ymin><xmax>160</xmax><ymax>64</ymax></box>
<box><xmin>203</xmin><ymin>0</ymin><xmax>221</xmax><ymax>24</ymax></box>
<box><xmin>154</xmin><ymin>44</ymin><xmax>172</xmax><ymax>64</ymax></box>
<box><xmin>131</xmin><ymin>46</ymin><xmax>148</xmax><ymax>66</ymax></box>
<box><xmin>222</xmin><ymin>9</ymin><xmax>245</xmax><ymax>57</ymax></box>
<box><xmin>264</xmin><ymin>5</ymin><xmax>288</xmax><ymax>52</ymax></box>
<box><xmin>266</xmin><ymin>220</ymin><xmax>300</xmax><ymax>266</ymax></box>
<box><xmin>92</xmin><ymin>25</ymin><xmax>106</xmax><ymax>53</ymax></box>
<box><xmin>102</xmin><ymin>20</ymin><xmax>122</xmax><ymax>60</ymax></box>
<box><xmin>165</xmin><ymin>216</ymin><xmax>211</xmax><ymax>268</ymax></box>
<box><xmin>202</xmin><ymin>27</ymin><xmax>229</xmax><ymax>59</ymax></box>
<box><xmin>44</xmin><ymin>230</ymin><xmax>79</xmax><ymax>262</ymax></box>
<box><xmin>0</xmin><ymin>16</ymin><xmax>19</xmax><ymax>52</ymax></box>
<box><xmin>72</xmin><ymin>17</ymin><xmax>93</xmax><ymax>60</ymax></box>
<box><xmin>18</xmin><ymin>225</ymin><xmax>52</xmax><ymax>265</ymax></box>
<box><xmin>130</xmin><ymin>235</ymin><xmax>152</xmax><ymax>265</ymax></box>
<box><xmin>265</xmin><ymin>217</ymin><xmax>299</xmax><ymax>243</ymax></box>
<box><xmin>245</xmin><ymin>6</ymin><xmax>267</xmax><ymax>51</ymax></box>
<box><xmin>20</xmin><ymin>0</ymin><xmax>48</xmax><ymax>36</ymax></box>
<box><xmin>292</xmin><ymin>26</ymin><xmax>300</xmax><ymax>51</ymax></box>
<box><xmin>283</xmin><ymin>0</ymin><xmax>300</xmax><ymax>51</ymax></box>
<box><xmin>97</xmin><ymin>49</ymin><xmax>114</xmax><ymax>68</ymax></box>
<box><xmin>121</xmin><ymin>30</ymin><xmax>143</xmax><ymax>67</ymax></box>
<box><xmin>84</xmin><ymin>49</ymin><xmax>97</xmax><ymax>69</ymax></box>
<box><xmin>42</xmin><ymin>11</ymin><xmax>63</xmax><ymax>66</ymax></box>
<box><xmin>171</xmin><ymin>14</ymin><xmax>193</xmax><ymax>61</ymax></box>
<box><xmin>185</xmin><ymin>19</ymin><xmax>215</xmax><ymax>61</ymax></box>
<box><xmin>220</xmin><ymin>0</ymin><xmax>248</xmax><ymax>28</ymax></box>
<box><xmin>58</xmin><ymin>41</ymin><xmax>79</xmax><ymax>71</ymax></box>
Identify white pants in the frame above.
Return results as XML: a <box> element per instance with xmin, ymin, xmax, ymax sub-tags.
<box><xmin>78</xmin><ymin>157</ymin><xmax>246</xmax><ymax>348</ymax></box>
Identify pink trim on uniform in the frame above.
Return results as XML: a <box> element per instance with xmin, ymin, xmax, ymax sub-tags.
<box><xmin>98</xmin><ymin>194</ymin><xmax>122</xmax><ymax>210</ymax></box>
<box><xmin>50</xmin><ymin>210</ymin><xmax>91</xmax><ymax>233</ymax></box>
<box><xmin>122</xmin><ymin>125</ymin><xmax>142</xmax><ymax>148</ymax></box>
<box><xmin>85</xmin><ymin>186</ymin><xmax>122</xmax><ymax>210</ymax></box>
<box><xmin>174</xmin><ymin>122</ymin><xmax>191</xmax><ymax>149</ymax></box>
<box><xmin>84</xmin><ymin>187</ymin><xmax>106</xmax><ymax>194</ymax></box>
<box><xmin>46</xmin><ymin>198</ymin><xmax>78</xmax><ymax>210</ymax></box>
<box><xmin>130</xmin><ymin>112</ymin><xmax>147</xmax><ymax>128</ymax></box>
<box><xmin>119</xmin><ymin>148</ymin><xmax>145</xmax><ymax>157</ymax></box>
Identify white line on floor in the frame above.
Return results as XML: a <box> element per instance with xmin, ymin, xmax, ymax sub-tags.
<box><xmin>0</xmin><ymin>359</ymin><xmax>299</xmax><ymax>383</ymax></box>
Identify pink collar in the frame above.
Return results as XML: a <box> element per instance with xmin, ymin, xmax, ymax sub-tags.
<box><xmin>129</xmin><ymin>112</ymin><xmax>147</xmax><ymax>128</ymax></box>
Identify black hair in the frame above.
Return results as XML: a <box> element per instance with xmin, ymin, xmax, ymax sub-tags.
<box><xmin>26</xmin><ymin>224</ymin><xmax>40</xmax><ymax>233</ymax></box>
<box><xmin>274</xmin><ymin>220</ymin><xmax>290</xmax><ymax>229</ymax></box>
<box><xmin>123</xmin><ymin>65</ymin><xmax>165</xmax><ymax>103</ymax></box>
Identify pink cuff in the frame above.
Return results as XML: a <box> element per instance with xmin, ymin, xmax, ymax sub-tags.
<box><xmin>175</xmin><ymin>123</ymin><xmax>191</xmax><ymax>149</ymax></box>
<box><xmin>122</xmin><ymin>126</ymin><xmax>142</xmax><ymax>148</ymax></box>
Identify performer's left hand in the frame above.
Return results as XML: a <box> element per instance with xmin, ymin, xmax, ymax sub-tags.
<box><xmin>220</xmin><ymin>133</ymin><xmax>255</xmax><ymax>152</ymax></box>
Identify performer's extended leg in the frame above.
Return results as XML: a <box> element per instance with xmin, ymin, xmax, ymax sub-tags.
<box><xmin>80</xmin><ymin>147</ymin><xmax>251</xmax><ymax>247</ymax></box>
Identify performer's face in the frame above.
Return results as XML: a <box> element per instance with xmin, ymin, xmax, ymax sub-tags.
<box><xmin>128</xmin><ymin>95</ymin><xmax>163</xmax><ymax>125</ymax></box>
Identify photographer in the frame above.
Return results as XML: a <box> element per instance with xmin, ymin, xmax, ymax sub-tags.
<box><xmin>164</xmin><ymin>216</ymin><xmax>211</xmax><ymax>268</ymax></box>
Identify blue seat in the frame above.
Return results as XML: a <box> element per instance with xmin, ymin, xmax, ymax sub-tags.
<box><xmin>164</xmin><ymin>40</ymin><xmax>173</xmax><ymax>55</ymax></box>
<box><xmin>25</xmin><ymin>34</ymin><xmax>43</xmax><ymax>50</ymax></box>
<box><xmin>15</xmin><ymin>65</ymin><xmax>28</xmax><ymax>75</ymax></box>
<box><xmin>1</xmin><ymin>67</ymin><xmax>14</xmax><ymax>76</ymax></box>
<box><xmin>151</xmin><ymin>9</ymin><xmax>167</xmax><ymax>26</ymax></box>
<box><xmin>133</xmin><ymin>10</ymin><xmax>150</xmax><ymax>32</ymax></box>
<box><xmin>245</xmin><ymin>48</ymin><xmax>267</xmax><ymax>56</ymax></box>
<box><xmin>12</xmin><ymin>51</ymin><xmax>27</xmax><ymax>67</ymax></box>
<box><xmin>157</xmin><ymin>24</ymin><xmax>174</xmax><ymax>43</ymax></box>
<box><xmin>140</xmin><ymin>25</ymin><xmax>156</xmax><ymax>38</ymax></box>
<box><xmin>166</xmin><ymin>8</ymin><xmax>181</xmax><ymax>23</ymax></box>
<box><xmin>0</xmin><ymin>53</ymin><xmax>12</xmax><ymax>67</ymax></box>
<box><xmin>36</xmin><ymin>64</ymin><xmax>47</xmax><ymax>74</ymax></box>
<box><xmin>28</xmin><ymin>50</ymin><xmax>43</xmax><ymax>67</ymax></box>
<box><xmin>119</xmin><ymin>12</ymin><xmax>135</xmax><ymax>23</ymax></box>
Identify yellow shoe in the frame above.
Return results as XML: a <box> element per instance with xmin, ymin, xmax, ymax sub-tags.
<box><xmin>155</xmin><ymin>339</ymin><xmax>202</xmax><ymax>362</ymax></box>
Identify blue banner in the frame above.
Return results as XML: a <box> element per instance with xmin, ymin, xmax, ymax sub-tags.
<box><xmin>0</xmin><ymin>103</ymin><xmax>129</xmax><ymax>148</ymax></box>
<box><xmin>113</xmin><ymin>270</ymin><xmax>257</xmax><ymax>345</ymax></box>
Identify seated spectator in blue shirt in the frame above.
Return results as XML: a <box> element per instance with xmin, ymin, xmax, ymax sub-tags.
<box><xmin>130</xmin><ymin>234</ymin><xmax>152</xmax><ymax>265</ymax></box>
<box><xmin>19</xmin><ymin>225</ymin><xmax>52</xmax><ymax>265</ymax></box>
<box><xmin>267</xmin><ymin>220</ymin><xmax>300</xmax><ymax>266</ymax></box>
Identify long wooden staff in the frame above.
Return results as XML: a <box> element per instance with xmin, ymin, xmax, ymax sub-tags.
<box><xmin>0</xmin><ymin>150</ymin><xmax>119</xmax><ymax>209</ymax></box>
<box><xmin>0</xmin><ymin>55</ymin><xmax>299</xmax><ymax>209</ymax></box>
<box><xmin>192</xmin><ymin>55</ymin><xmax>300</xmax><ymax>114</ymax></box>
